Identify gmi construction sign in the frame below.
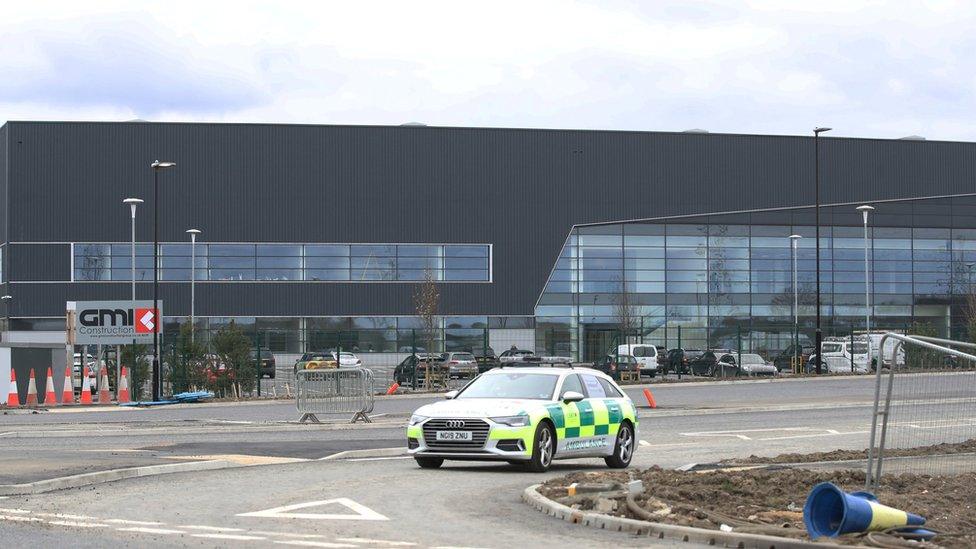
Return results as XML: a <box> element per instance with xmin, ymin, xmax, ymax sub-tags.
<box><xmin>67</xmin><ymin>300</ymin><xmax>163</xmax><ymax>344</ymax></box>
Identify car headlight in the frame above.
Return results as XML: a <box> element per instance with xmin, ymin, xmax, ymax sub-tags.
<box><xmin>490</xmin><ymin>415</ymin><xmax>530</xmax><ymax>427</ymax></box>
<box><xmin>409</xmin><ymin>414</ymin><xmax>428</xmax><ymax>426</ymax></box>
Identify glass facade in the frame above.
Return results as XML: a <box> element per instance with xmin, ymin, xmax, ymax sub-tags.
<box><xmin>72</xmin><ymin>243</ymin><xmax>491</xmax><ymax>282</ymax></box>
<box><xmin>535</xmin><ymin>200</ymin><xmax>976</xmax><ymax>361</ymax></box>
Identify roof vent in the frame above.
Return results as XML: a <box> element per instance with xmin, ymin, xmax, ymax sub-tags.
<box><xmin>400</xmin><ymin>122</ymin><xmax>427</xmax><ymax>127</ymax></box>
<box><xmin>682</xmin><ymin>128</ymin><xmax>709</xmax><ymax>134</ymax></box>
<box><xmin>898</xmin><ymin>135</ymin><xmax>926</xmax><ymax>140</ymax></box>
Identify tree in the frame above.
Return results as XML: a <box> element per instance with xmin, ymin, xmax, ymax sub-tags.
<box><xmin>612</xmin><ymin>278</ymin><xmax>641</xmax><ymax>344</ymax></box>
<box><xmin>120</xmin><ymin>343</ymin><xmax>150</xmax><ymax>400</ymax></box>
<box><xmin>413</xmin><ymin>268</ymin><xmax>440</xmax><ymax>356</ymax></box>
<box><xmin>212</xmin><ymin>320</ymin><xmax>256</xmax><ymax>398</ymax></box>
<box><xmin>166</xmin><ymin>322</ymin><xmax>208</xmax><ymax>393</ymax></box>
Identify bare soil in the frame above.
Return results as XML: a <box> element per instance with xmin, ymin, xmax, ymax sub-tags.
<box><xmin>541</xmin><ymin>467</ymin><xmax>976</xmax><ymax>547</ymax></box>
<box><xmin>720</xmin><ymin>438</ymin><xmax>976</xmax><ymax>465</ymax></box>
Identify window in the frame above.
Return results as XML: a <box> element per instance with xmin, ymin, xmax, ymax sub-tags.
<box><xmin>598</xmin><ymin>378</ymin><xmax>624</xmax><ymax>398</ymax></box>
<box><xmin>581</xmin><ymin>374</ymin><xmax>607</xmax><ymax>398</ymax></box>
<box><xmin>72</xmin><ymin>243</ymin><xmax>491</xmax><ymax>283</ymax></box>
<box><xmin>560</xmin><ymin>374</ymin><xmax>584</xmax><ymax>397</ymax></box>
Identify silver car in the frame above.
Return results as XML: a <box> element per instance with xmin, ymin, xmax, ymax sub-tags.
<box><xmin>441</xmin><ymin>352</ymin><xmax>478</xmax><ymax>378</ymax></box>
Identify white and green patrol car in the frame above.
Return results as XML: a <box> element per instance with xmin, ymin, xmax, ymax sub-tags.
<box><xmin>405</xmin><ymin>366</ymin><xmax>638</xmax><ymax>471</ymax></box>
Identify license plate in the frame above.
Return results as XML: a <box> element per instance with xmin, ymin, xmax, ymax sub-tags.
<box><xmin>435</xmin><ymin>431</ymin><xmax>472</xmax><ymax>441</ymax></box>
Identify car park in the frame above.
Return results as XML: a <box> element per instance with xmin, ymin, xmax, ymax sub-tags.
<box><xmin>689</xmin><ymin>350</ymin><xmax>737</xmax><ymax>377</ymax></box>
<box><xmin>405</xmin><ymin>366</ymin><xmax>638</xmax><ymax>472</ymax></box>
<box><xmin>773</xmin><ymin>344</ymin><xmax>814</xmax><ymax>372</ymax></box>
<box><xmin>394</xmin><ymin>353</ymin><xmax>446</xmax><ymax>385</ymax></box>
<box><xmin>250</xmin><ymin>349</ymin><xmax>276</xmax><ymax>379</ymax></box>
<box><xmin>498</xmin><ymin>348</ymin><xmax>535</xmax><ymax>363</ymax></box>
<box><xmin>592</xmin><ymin>354</ymin><xmax>639</xmax><ymax>381</ymax></box>
<box><xmin>726</xmin><ymin>353</ymin><xmax>777</xmax><ymax>376</ymax></box>
<box><xmin>615</xmin><ymin>344</ymin><xmax>659</xmax><ymax>378</ymax></box>
<box><xmin>441</xmin><ymin>352</ymin><xmax>478</xmax><ymax>379</ymax></box>
<box><xmin>294</xmin><ymin>351</ymin><xmax>338</xmax><ymax>373</ymax></box>
<box><xmin>470</xmin><ymin>346</ymin><xmax>499</xmax><ymax>373</ymax></box>
<box><xmin>663</xmin><ymin>348</ymin><xmax>702</xmax><ymax>375</ymax></box>
<box><xmin>806</xmin><ymin>340</ymin><xmax>870</xmax><ymax>374</ymax></box>
<box><xmin>331</xmin><ymin>351</ymin><xmax>363</xmax><ymax>368</ymax></box>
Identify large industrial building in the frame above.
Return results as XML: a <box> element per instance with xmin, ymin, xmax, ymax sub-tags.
<box><xmin>1</xmin><ymin>121</ymin><xmax>975</xmax><ymax>361</ymax></box>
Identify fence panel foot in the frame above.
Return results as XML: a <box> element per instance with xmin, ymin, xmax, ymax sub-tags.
<box><xmin>299</xmin><ymin>413</ymin><xmax>320</xmax><ymax>424</ymax></box>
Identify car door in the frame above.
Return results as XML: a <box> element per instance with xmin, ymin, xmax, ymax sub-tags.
<box><xmin>551</xmin><ymin>374</ymin><xmax>585</xmax><ymax>456</ymax></box>
<box><xmin>576</xmin><ymin>373</ymin><xmax>624</xmax><ymax>457</ymax></box>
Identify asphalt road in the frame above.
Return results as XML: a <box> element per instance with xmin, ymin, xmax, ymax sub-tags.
<box><xmin>0</xmin><ymin>374</ymin><xmax>972</xmax><ymax>548</ymax></box>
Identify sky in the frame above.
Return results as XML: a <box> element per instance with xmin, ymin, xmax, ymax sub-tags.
<box><xmin>1</xmin><ymin>0</ymin><xmax>975</xmax><ymax>140</ymax></box>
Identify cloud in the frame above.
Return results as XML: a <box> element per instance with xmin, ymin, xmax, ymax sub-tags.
<box><xmin>1</xmin><ymin>1</ymin><xmax>975</xmax><ymax>141</ymax></box>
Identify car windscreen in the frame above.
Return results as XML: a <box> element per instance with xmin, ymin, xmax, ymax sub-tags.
<box><xmin>456</xmin><ymin>372</ymin><xmax>558</xmax><ymax>400</ymax></box>
<box><xmin>452</xmin><ymin>353</ymin><xmax>475</xmax><ymax>361</ymax></box>
<box><xmin>740</xmin><ymin>354</ymin><xmax>766</xmax><ymax>364</ymax></box>
<box><xmin>684</xmin><ymin>350</ymin><xmax>704</xmax><ymax>358</ymax></box>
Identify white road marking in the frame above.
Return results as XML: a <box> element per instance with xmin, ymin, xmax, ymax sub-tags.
<box><xmin>335</xmin><ymin>537</ymin><xmax>417</xmax><ymax>546</ymax></box>
<box><xmin>681</xmin><ymin>426</ymin><xmax>872</xmax><ymax>442</ymax></box>
<box><xmin>638</xmin><ymin>439</ymin><xmax>650</xmax><ymax>446</ymax></box>
<box><xmin>192</xmin><ymin>533</ymin><xmax>267</xmax><ymax>541</ymax></box>
<box><xmin>105</xmin><ymin>518</ymin><xmax>166</xmax><ymax>526</ymax></box>
<box><xmin>183</xmin><ymin>524</ymin><xmax>245</xmax><ymax>532</ymax></box>
<box><xmin>116</xmin><ymin>526</ymin><xmax>186</xmax><ymax>535</ymax></box>
<box><xmin>274</xmin><ymin>541</ymin><xmax>358</xmax><ymax>548</ymax></box>
<box><xmin>49</xmin><ymin>520</ymin><xmax>109</xmax><ymax>528</ymax></box>
<box><xmin>0</xmin><ymin>432</ymin><xmax>13</xmax><ymax>437</ymax></box>
<box><xmin>0</xmin><ymin>508</ymin><xmax>31</xmax><ymax>514</ymax></box>
<box><xmin>238</xmin><ymin>498</ymin><xmax>389</xmax><ymax>521</ymax></box>
<box><xmin>0</xmin><ymin>514</ymin><xmax>43</xmax><ymax>522</ymax></box>
<box><xmin>252</xmin><ymin>531</ymin><xmax>328</xmax><ymax>539</ymax></box>
<box><xmin>346</xmin><ymin>456</ymin><xmax>412</xmax><ymax>462</ymax></box>
<box><xmin>36</xmin><ymin>512</ymin><xmax>102</xmax><ymax>520</ymax></box>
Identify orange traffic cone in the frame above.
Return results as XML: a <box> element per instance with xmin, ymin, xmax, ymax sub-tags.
<box><xmin>61</xmin><ymin>365</ymin><xmax>74</xmax><ymax>405</ymax></box>
<box><xmin>43</xmin><ymin>367</ymin><xmax>57</xmax><ymax>406</ymax></box>
<box><xmin>79</xmin><ymin>366</ymin><xmax>93</xmax><ymax>405</ymax></box>
<box><xmin>25</xmin><ymin>369</ymin><xmax>38</xmax><ymax>407</ymax></box>
<box><xmin>642</xmin><ymin>388</ymin><xmax>657</xmax><ymax>409</ymax></box>
<box><xmin>386</xmin><ymin>382</ymin><xmax>400</xmax><ymax>395</ymax></box>
<box><xmin>6</xmin><ymin>368</ymin><xmax>19</xmax><ymax>408</ymax></box>
<box><xmin>117</xmin><ymin>366</ymin><xmax>130</xmax><ymax>404</ymax></box>
<box><xmin>97</xmin><ymin>366</ymin><xmax>111</xmax><ymax>404</ymax></box>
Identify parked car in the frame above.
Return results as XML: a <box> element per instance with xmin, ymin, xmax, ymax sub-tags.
<box><xmin>806</xmin><ymin>339</ymin><xmax>870</xmax><ymax>374</ymax></box>
<box><xmin>330</xmin><ymin>351</ymin><xmax>363</xmax><ymax>368</ymax></box>
<box><xmin>615</xmin><ymin>344</ymin><xmax>659</xmax><ymax>378</ymax></box>
<box><xmin>665</xmin><ymin>348</ymin><xmax>703</xmax><ymax>375</ymax></box>
<box><xmin>294</xmin><ymin>351</ymin><xmax>338</xmax><ymax>373</ymax></box>
<box><xmin>593</xmin><ymin>354</ymin><xmax>640</xmax><ymax>381</ymax></box>
<box><xmin>394</xmin><ymin>353</ymin><xmax>446</xmax><ymax>385</ymax></box>
<box><xmin>471</xmin><ymin>346</ymin><xmax>499</xmax><ymax>373</ymax></box>
<box><xmin>441</xmin><ymin>352</ymin><xmax>478</xmax><ymax>379</ymax></box>
<box><xmin>250</xmin><ymin>349</ymin><xmax>276</xmax><ymax>379</ymax></box>
<box><xmin>727</xmin><ymin>353</ymin><xmax>777</xmax><ymax>376</ymax></box>
<box><xmin>689</xmin><ymin>350</ymin><xmax>738</xmax><ymax>377</ymax></box>
<box><xmin>773</xmin><ymin>344</ymin><xmax>814</xmax><ymax>372</ymax></box>
<box><xmin>499</xmin><ymin>348</ymin><xmax>535</xmax><ymax>363</ymax></box>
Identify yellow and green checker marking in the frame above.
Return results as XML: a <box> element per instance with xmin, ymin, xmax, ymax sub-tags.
<box><xmin>544</xmin><ymin>399</ymin><xmax>631</xmax><ymax>439</ymax></box>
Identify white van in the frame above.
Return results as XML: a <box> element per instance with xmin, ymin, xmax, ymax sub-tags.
<box><xmin>858</xmin><ymin>332</ymin><xmax>906</xmax><ymax>369</ymax></box>
<box><xmin>616</xmin><ymin>344</ymin><xmax>659</xmax><ymax>378</ymax></box>
<box><xmin>814</xmin><ymin>339</ymin><xmax>870</xmax><ymax>374</ymax></box>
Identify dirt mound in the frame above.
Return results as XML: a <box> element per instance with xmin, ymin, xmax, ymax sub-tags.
<box><xmin>721</xmin><ymin>438</ymin><xmax>976</xmax><ymax>465</ymax></box>
<box><xmin>541</xmin><ymin>467</ymin><xmax>976</xmax><ymax>547</ymax></box>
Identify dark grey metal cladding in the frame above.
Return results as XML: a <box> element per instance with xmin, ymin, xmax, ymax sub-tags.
<box><xmin>7</xmin><ymin>244</ymin><xmax>70</xmax><ymax>281</ymax></box>
<box><xmin>0</xmin><ymin>123</ymin><xmax>7</xmax><ymax>246</ymax></box>
<box><xmin>3</xmin><ymin>121</ymin><xmax>976</xmax><ymax>318</ymax></box>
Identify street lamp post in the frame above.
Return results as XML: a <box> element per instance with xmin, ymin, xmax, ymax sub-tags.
<box><xmin>151</xmin><ymin>160</ymin><xmax>176</xmax><ymax>402</ymax></box>
<box><xmin>186</xmin><ymin>229</ymin><xmax>201</xmax><ymax>344</ymax></box>
<box><xmin>857</xmin><ymin>205</ymin><xmax>875</xmax><ymax>370</ymax></box>
<box><xmin>813</xmin><ymin>126</ymin><xmax>832</xmax><ymax>374</ymax></box>
<box><xmin>789</xmin><ymin>234</ymin><xmax>802</xmax><ymax>371</ymax></box>
<box><xmin>122</xmin><ymin>198</ymin><xmax>143</xmax><ymax>394</ymax></box>
<box><xmin>122</xmin><ymin>199</ymin><xmax>143</xmax><ymax>301</ymax></box>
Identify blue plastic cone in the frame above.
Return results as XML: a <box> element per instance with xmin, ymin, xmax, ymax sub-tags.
<box><xmin>803</xmin><ymin>482</ymin><xmax>925</xmax><ymax>539</ymax></box>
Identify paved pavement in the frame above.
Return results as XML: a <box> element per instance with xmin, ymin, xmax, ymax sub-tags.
<box><xmin>0</xmin><ymin>374</ymin><xmax>972</xmax><ymax>548</ymax></box>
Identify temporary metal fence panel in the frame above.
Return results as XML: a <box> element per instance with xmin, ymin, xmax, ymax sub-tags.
<box><xmin>296</xmin><ymin>368</ymin><xmax>375</xmax><ymax>424</ymax></box>
<box><xmin>866</xmin><ymin>333</ymin><xmax>976</xmax><ymax>490</ymax></box>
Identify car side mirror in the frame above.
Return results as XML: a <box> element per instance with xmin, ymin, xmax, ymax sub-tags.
<box><xmin>561</xmin><ymin>391</ymin><xmax>584</xmax><ymax>403</ymax></box>
<box><xmin>444</xmin><ymin>390</ymin><xmax>458</xmax><ymax>400</ymax></box>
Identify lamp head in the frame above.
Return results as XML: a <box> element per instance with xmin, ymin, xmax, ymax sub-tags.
<box><xmin>814</xmin><ymin>127</ymin><xmax>832</xmax><ymax>134</ymax></box>
<box><xmin>0</xmin><ymin>295</ymin><xmax>11</xmax><ymax>301</ymax></box>
<box><xmin>151</xmin><ymin>160</ymin><xmax>176</xmax><ymax>169</ymax></box>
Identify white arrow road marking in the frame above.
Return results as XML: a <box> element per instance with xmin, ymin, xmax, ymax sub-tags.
<box><xmin>116</xmin><ymin>527</ymin><xmax>186</xmax><ymax>535</ymax></box>
<box><xmin>336</xmin><ymin>538</ymin><xmax>417</xmax><ymax>546</ymax></box>
<box><xmin>238</xmin><ymin>498</ymin><xmax>389</xmax><ymax>521</ymax></box>
<box><xmin>274</xmin><ymin>541</ymin><xmax>358</xmax><ymax>548</ymax></box>
<box><xmin>192</xmin><ymin>533</ymin><xmax>267</xmax><ymax>541</ymax></box>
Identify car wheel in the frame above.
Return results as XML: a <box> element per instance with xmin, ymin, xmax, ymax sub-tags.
<box><xmin>707</xmin><ymin>365</ymin><xmax>716</xmax><ymax>377</ymax></box>
<box><xmin>605</xmin><ymin>422</ymin><xmax>635</xmax><ymax>469</ymax></box>
<box><xmin>525</xmin><ymin>422</ymin><xmax>555</xmax><ymax>472</ymax></box>
<box><xmin>415</xmin><ymin>457</ymin><xmax>443</xmax><ymax>469</ymax></box>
